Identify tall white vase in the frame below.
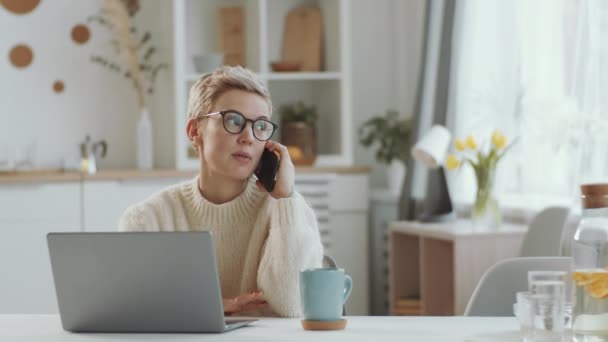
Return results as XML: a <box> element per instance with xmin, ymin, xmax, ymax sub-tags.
<box><xmin>387</xmin><ymin>160</ymin><xmax>406</xmax><ymax>195</ymax></box>
<box><xmin>136</xmin><ymin>107</ymin><xmax>154</xmax><ymax>170</ymax></box>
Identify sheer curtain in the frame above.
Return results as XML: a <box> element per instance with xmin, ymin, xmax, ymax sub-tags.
<box><xmin>446</xmin><ymin>0</ymin><xmax>607</xmax><ymax>212</ymax></box>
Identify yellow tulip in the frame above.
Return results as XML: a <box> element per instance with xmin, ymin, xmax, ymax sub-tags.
<box><xmin>454</xmin><ymin>139</ymin><xmax>465</xmax><ymax>152</ymax></box>
<box><xmin>465</xmin><ymin>135</ymin><xmax>477</xmax><ymax>150</ymax></box>
<box><xmin>492</xmin><ymin>130</ymin><xmax>507</xmax><ymax>149</ymax></box>
<box><xmin>446</xmin><ymin>154</ymin><xmax>461</xmax><ymax>170</ymax></box>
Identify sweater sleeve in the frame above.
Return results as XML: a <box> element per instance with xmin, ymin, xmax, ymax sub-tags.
<box><xmin>118</xmin><ymin>203</ymin><xmax>161</xmax><ymax>232</ymax></box>
<box><xmin>256</xmin><ymin>192</ymin><xmax>324</xmax><ymax>317</ymax></box>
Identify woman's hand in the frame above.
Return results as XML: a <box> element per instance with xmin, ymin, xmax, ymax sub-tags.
<box><xmin>223</xmin><ymin>290</ymin><xmax>268</xmax><ymax>316</ymax></box>
<box><xmin>256</xmin><ymin>140</ymin><xmax>295</xmax><ymax>199</ymax></box>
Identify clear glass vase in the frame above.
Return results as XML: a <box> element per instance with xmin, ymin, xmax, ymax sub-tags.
<box><xmin>471</xmin><ymin>165</ymin><xmax>501</xmax><ymax>230</ymax></box>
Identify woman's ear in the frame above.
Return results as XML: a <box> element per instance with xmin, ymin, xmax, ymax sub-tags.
<box><xmin>186</xmin><ymin>118</ymin><xmax>203</xmax><ymax>151</ymax></box>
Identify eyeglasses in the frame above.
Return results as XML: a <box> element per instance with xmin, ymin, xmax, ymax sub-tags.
<box><xmin>202</xmin><ymin>110</ymin><xmax>278</xmax><ymax>141</ymax></box>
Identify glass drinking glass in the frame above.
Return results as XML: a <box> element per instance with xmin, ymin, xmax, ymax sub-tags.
<box><xmin>515</xmin><ymin>291</ymin><xmax>534</xmax><ymax>341</ymax></box>
<box><xmin>529</xmin><ymin>271</ymin><xmax>571</xmax><ymax>300</ymax></box>
<box><xmin>14</xmin><ymin>141</ymin><xmax>36</xmax><ymax>170</ymax></box>
<box><xmin>528</xmin><ymin>280</ymin><xmax>566</xmax><ymax>341</ymax></box>
<box><xmin>529</xmin><ymin>271</ymin><xmax>573</xmax><ymax>330</ymax></box>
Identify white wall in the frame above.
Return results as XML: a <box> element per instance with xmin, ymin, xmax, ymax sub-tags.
<box><xmin>350</xmin><ymin>0</ymin><xmax>426</xmax><ymax>188</ymax></box>
<box><xmin>0</xmin><ymin>0</ymin><xmax>174</xmax><ymax>170</ymax></box>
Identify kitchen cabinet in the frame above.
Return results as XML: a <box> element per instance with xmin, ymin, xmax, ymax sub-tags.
<box><xmin>0</xmin><ymin>170</ymin><xmax>369</xmax><ymax>314</ymax></box>
<box><xmin>83</xmin><ymin>178</ymin><xmax>190</xmax><ymax>231</ymax></box>
<box><xmin>0</xmin><ymin>182</ymin><xmax>80</xmax><ymax>313</ymax></box>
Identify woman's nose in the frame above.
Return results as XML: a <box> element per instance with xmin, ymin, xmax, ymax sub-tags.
<box><xmin>237</xmin><ymin>123</ymin><xmax>255</xmax><ymax>144</ymax></box>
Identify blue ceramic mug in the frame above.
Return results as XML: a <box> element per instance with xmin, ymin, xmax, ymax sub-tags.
<box><xmin>299</xmin><ymin>268</ymin><xmax>353</xmax><ymax>321</ymax></box>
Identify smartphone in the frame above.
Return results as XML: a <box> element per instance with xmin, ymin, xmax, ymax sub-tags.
<box><xmin>255</xmin><ymin>148</ymin><xmax>280</xmax><ymax>192</ymax></box>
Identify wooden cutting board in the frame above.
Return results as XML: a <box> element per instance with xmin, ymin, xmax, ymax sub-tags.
<box><xmin>218</xmin><ymin>6</ymin><xmax>245</xmax><ymax>67</ymax></box>
<box><xmin>281</xmin><ymin>6</ymin><xmax>322</xmax><ymax>71</ymax></box>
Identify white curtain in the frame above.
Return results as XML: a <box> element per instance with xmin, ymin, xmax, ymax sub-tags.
<box><xmin>446</xmin><ymin>0</ymin><xmax>608</xmax><ymax>211</ymax></box>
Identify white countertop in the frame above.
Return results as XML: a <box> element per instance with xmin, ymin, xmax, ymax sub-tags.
<box><xmin>389</xmin><ymin>219</ymin><xmax>528</xmax><ymax>241</ymax></box>
<box><xmin>1</xmin><ymin>315</ymin><xmax>521</xmax><ymax>342</ymax></box>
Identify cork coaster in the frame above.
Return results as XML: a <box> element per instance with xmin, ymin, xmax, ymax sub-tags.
<box><xmin>301</xmin><ymin>319</ymin><xmax>347</xmax><ymax>331</ymax></box>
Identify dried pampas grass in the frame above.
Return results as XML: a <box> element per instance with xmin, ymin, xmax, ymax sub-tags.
<box><xmin>88</xmin><ymin>0</ymin><xmax>167</xmax><ymax>109</ymax></box>
<box><xmin>102</xmin><ymin>0</ymin><xmax>143</xmax><ymax>107</ymax></box>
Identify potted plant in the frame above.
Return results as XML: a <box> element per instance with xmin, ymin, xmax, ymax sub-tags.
<box><xmin>359</xmin><ymin>110</ymin><xmax>413</xmax><ymax>194</ymax></box>
<box><xmin>278</xmin><ymin>101</ymin><xmax>319</xmax><ymax>166</ymax></box>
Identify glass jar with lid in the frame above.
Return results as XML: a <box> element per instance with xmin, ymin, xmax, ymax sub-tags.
<box><xmin>572</xmin><ymin>183</ymin><xmax>608</xmax><ymax>339</ymax></box>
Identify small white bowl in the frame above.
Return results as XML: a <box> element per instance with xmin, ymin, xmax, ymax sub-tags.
<box><xmin>192</xmin><ymin>53</ymin><xmax>224</xmax><ymax>73</ymax></box>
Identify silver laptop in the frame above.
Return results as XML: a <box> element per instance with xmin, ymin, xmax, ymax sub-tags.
<box><xmin>47</xmin><ymin>231</ymin><xmax>256</xmax><ymax>333</ymax></box>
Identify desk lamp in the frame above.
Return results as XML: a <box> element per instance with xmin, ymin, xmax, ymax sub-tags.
<box><xmin>411</xmin><ymin>125</ymin><xmax>456</xmax><ymax>222</ymax></box>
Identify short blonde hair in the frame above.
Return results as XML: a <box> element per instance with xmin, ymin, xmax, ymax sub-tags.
<box><xmin>187</xmin><ymin>66</ymin><xmax>272</xmax><ymax>119</ymax></box>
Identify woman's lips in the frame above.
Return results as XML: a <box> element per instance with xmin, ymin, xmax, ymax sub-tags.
<box><xmin>232</xmin><ymin>152</ymin><xmax>252</xmax><ymax>163</ymax></box>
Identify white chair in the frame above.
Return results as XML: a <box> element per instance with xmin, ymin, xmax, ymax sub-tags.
<box><xmin>559</xmin><ymin>213</ymin><xmax>581</xmax><ymax>256</ymax></box>
<box><xmin>519</xmin><ymin>207</ymin><xmax>570</xmax><ymax>257</ymax></box>
<box><xmin>464</xmin><ymin>257</ymin><xmax>572</xmax><ymax>316</ymax></box>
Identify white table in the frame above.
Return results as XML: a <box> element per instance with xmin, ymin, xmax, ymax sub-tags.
<box><xmin>1</xmin><ymin>315</ymin><xmax>521</xmax><ymax>341</ymax></box>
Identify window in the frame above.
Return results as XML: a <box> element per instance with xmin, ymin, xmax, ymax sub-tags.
<box><xmin>447</xmin><ymin>0</ymin><xmax>607</xmax><ymax>212</ymax></box>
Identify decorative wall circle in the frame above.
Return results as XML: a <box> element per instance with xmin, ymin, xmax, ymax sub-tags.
<box><xmin>0</xmin><ymin>0</ymin><xmax>40</xmax><ymax>14</ymax></box>
<box><xmin>53</xmin><ymin>80</ymin><xmax>64</xmax><ymax>93</ymax></box>
<box><xmin>71</xmin><ymin>24</ymin><xmax>90</xmax><ymax>44</ymax></box>
<box><xmin>9</xmin><ymin>44</ymin><xmax>33</xmax><ymax>68</ymax></box>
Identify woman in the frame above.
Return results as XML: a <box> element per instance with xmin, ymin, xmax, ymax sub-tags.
<box><xmin>119</xmin><ymin>66</ymin><xmax>324</xmax><ymax>318</ymax></box>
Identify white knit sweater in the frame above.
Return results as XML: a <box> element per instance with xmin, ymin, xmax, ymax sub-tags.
<box><xmin>117</xmin><ymin>176</ymin><xmax>324</xmax><ymax>318</ymax></box>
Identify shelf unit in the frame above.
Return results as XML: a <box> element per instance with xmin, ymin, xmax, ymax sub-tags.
<box><xmin>388</xmin><ymin>220</ymin><xmax>527</xmax><ymax>315</ymax></box>
<box><xmin>173</xmin><ymin>0</ymin><xmax>352</xmax><ymax>169</ymax></box>
<box><xmin>186</xmin><ymin>72</ymin><xmax>343</xmax><ymax>82</ymax></box>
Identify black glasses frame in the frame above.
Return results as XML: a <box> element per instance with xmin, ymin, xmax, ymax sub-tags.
<box><xmin>203</xmin><ymin>110</ymin><xmax>278</xmax><ymax>141</ymax></box>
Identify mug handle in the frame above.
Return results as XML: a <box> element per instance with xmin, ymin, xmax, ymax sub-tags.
<box><xmin>343</xmin><ymin>275</ymin><xmax>353</xmax><ymax>304</ymax></box>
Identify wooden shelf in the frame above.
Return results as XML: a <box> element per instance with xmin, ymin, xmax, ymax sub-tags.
<box><xmin>0</xmin><ymin>169</ymin><xmax>198</xmax><ymax>184</ymax></box>
<box><xmin>392</xmin><ymin>296</ymin><xmax>422</xmax><ymax>316</ymax></box>
<box><xmin>0</xmin><ymin>166</ymin><xmax>370</xmax><ymax>184</ymax></box>
<box><xmin>0</xmin><ymin>169</ymin><xmax>80</xmax><ymax>184</ymax></box>
<box><xmin>186</xmin><ymin>72</ymin><xmax>342</xmax><ymax>82</ymax></box>
<box><xmin>265</xmin><ymin>72</ymin><xmax>342</xmax><ymax>81</ymax></box>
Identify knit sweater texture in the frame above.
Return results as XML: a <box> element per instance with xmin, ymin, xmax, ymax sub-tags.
<box><xmin>118</xmin><ymin>176</ymin><xmax>324</xmax><ymax>317</ymax></box>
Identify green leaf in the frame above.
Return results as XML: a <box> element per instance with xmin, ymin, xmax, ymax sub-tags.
<box><xmin>357</xmin><ymin>110</ymin><xmax>413</xmax><ymax>164</ymax></box>
<box><xmin>279</xmin><ymin>101</ymin><xmax>318</xmax><ymax>125</ymax></box>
